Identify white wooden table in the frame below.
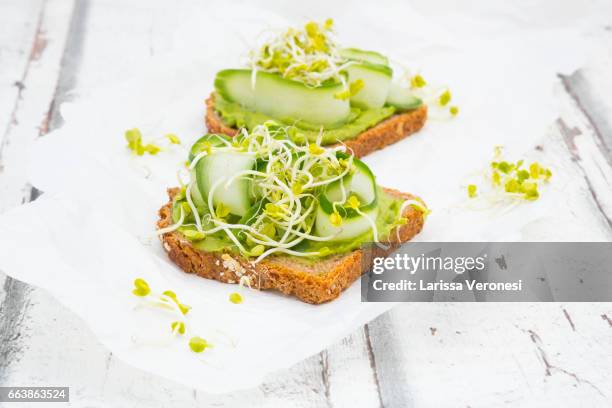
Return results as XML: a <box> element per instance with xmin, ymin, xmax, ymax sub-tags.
<box><xmin>1</xmin><ymin>1</ymin><xmax>611</xmax><ymax>407</ymax></box>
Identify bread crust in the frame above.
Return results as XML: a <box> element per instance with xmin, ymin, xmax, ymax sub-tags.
<box><xmin>158</xmin><ymin>188</ymin><xmax>425</xmax><ymax>304</ymax></box>
<box><xmin>205</xmin><ymin>95</ymin><xmax>427</xmax><ymax>158</ymax></box>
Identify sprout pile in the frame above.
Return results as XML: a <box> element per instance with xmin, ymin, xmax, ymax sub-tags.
<box><xmin>467</xmin><ymin>146</ymin><xmax>553</xmax><ymax>205</ymax></box>
<box><xmin>248</xmin><ymin>19</ymin><xmax>353</xmax><ymax>87</ymax></box>
<box><xmin>159</xmin><ymin>122</ymin><xmax>402</xmax><ymax>263</ymax></box>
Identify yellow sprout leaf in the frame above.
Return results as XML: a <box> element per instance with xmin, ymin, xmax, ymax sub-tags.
<box><xmin>171</xmin><ymin>321</ymin><xmax>185</xmax><ymax>335</ymax></box>
<box><xmin>330</xmin><ymin>211</ymin><xmax>342</xmax><ymax>226</ymax></box>
<box><xmin>265</xmin><ymin>203</ymin><xmax>284</xmax><ymax>218</ymax></box>
<box><xmin>162</xmin><ymin>290</ymin><xmax>177</xmax><ymax>299</ymax></box>
<box><xmin>178</xmin><ymin>303</ymin><xmax>191</xmax><ymax>315</ymax></box>
<box><xmin>132</xmin><ymin>278</ymin><xmax>150</xmax><ymax>297</ymax></box>
<box><xmin>229</xmin><ymin>292</ymin><xmax>243</xmax><ymax>304</ymax></box>
<box><xmin>189</xmin><ymin>337</ymin><xmax>212</xmax><ymax>353</ymax></box>
<box><xmin>492</xmin><ymin>171</ymin><xmax>501</xmax><ymax>186</ymax></box>
<box><xmin>309</xmin><ymin>143</ymin><xmax>325</xmax><ymax>155</ymax></box>
<box><xmin>346</xmin><ymin>195</ymin><xmax>361</xmax><ymax>209</ymax></box>
<box><xmin>438</xmin><ymin>90</ymin><xmax>451</xmax><ymax>106</ymax></box>
<box><xmin>450</xmin><ymin>106</ymin><xmax>459</xmax><ymax>116</ymax></box>
<box><xmin>504</xmin><ymin>179</ymin><xmax>520</xmax><ymax>193</ymax></box>
<box><xmin>529</xmin><ymin>162</ymin><xmax>541</xmax><ymax>179</ymax></box>
<box><xmin>215</xmin><ymin>202</ymin><xmax>231</xmax><ymax>219</ymax></box>
<box><xmin>411</xmin><ymin>74</ymin><xmax>427</xmax><ymax>88</ymax></box>
<box><xmin>166</xmin><ymin>134</ymin><xmax>181</xmax><ymax>145</ymax></box>
<box><xmin>544</xmin><ymin>168</ymin><xmax>552</xmax><ymax>181</ymax></box>
<box><xmin>292</xmin><ymin>182</ymin><xmax>303</xmax><ymax>195</ymax></box>
<box><xmin>467</xmin><ymin>184</ymin><xmax>478</xmax><ymax>198</ymax></box>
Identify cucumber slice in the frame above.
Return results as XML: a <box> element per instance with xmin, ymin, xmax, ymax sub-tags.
<box><xmin>214</xmin><ymin>70</ymin><xmax>256</xmax><ymax>110</ymax></box>
<box><xmin>315</xmin><ymin>205</ymin><xmax>379</xmax><ymax>241</ymax></box>
<box><xmin>345</xmin><ymin>62</ymin><xmax>392</xmax><ymax>110</ymax></box>
<box><xmin>195</xmin><ymin>151</ymin><xmax>256</xmax><ymax>217</ymax></box>
<box><xmin>215</xmin><ymin>69</ymin><xmax>351</xmax><ymax>128</ymax></box>
<box><xmin>189</xmin><ymin>133</ymin><xmax>232</xmax><ymax>162</ymax></box>
<box><xmin>386</xmin><ymin>83</ymin><xmax>422</xmax><ymax>111</ymax></box>
<box><xmin>340</xmin><ymin>48</ymin><xmax>389</xmax><ymax>66</ymax></box>
<box><xmin>189</xmin><ymin>169</ymin><xmax>206</xmax><ymax>208</ymax></box>
<box><xmin>315</xmin><ymin>157</ymin><xmax>379</xmax><ymax>241</ymax></box>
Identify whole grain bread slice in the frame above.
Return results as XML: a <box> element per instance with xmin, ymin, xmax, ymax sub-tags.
<box><xmin>205</xmin><ymin>95</ymin><xmax>428</xmax><ymax>158</ymax></box>
<box><xmin>158</xmin><ymin>188</ymin><xmax>425</xmax><ymax>304</ymax></box>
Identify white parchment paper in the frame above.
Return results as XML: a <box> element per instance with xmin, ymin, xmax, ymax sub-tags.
<box><xmin>0</xmin><ymin>0</ymin><xmax>606</xmax><ymax>392</ymax></box>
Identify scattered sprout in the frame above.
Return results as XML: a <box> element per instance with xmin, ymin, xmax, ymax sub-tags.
<box><xmin>467</xmin><ymin>147</ymin><xmax>553</xmax><ymax>206</ymax></box>
<box><xmin>229</xmin><ymin>292</ymin><xmax>243</xmax><ymax>304</ymax></box>
<box><xmin>131</xmin><ymin>279</ymin><xmax>213</xmax><ymax>355</ymax></box>
<box><xmin>410</xmin><ymin>74</ymin><xmax>427</xmax><ymax>88</ymax></box>
<box><xmin>162</xmin><ymin>289</ymin><xmax>191</xmax><ymax>315</ymax></box>
<box><xmin>125</xmin><ymin>128</ymin><xmax>181</xmax><ymax>156</ymax></box>
<box><xmin>132</xmin><ymin>278</ymin><xmax>150</xmax><ymax>296</ymax></box>
<box><xmin>171</xmin><ymin>321</ymin><xmax>185</xmax><ymax>335</ymax></box>
<box><xmin>492</xmin><ymin>171</ymin><xmax>501</xmax><ymax>186</ymax></box>
<box><xmin>125</xmin><ymin>129</ymin><xmax>161</xmax><ymax>156</ymax></box>
<box><xmin>166</xmin><ymin>134</ymin><xmax>181</xmax><ymax>145</ymax></box>
<box><xmin>189</xmin><ymin>336</ymin><xmax>213</xmax><ymax>353</ymax></box>
<box><xmin>402</xmin><ymin>72</ymin><xmax>458</xmax><ymax>119</ymax></box>
<box><xmin>438</xmin><ymin>90</ymin><xmax>451</xmax><ymax>106</ymax></box>
<box><xmin>467</xmin><ymin>184</ymin><xmax>478</xmax><ymax>198</ymax></box>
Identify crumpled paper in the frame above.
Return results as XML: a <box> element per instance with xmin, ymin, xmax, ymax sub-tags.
<box><xmin>0</xmin><ymin>0</ymin><xmax>604</xmax><ymax>392</ymax></box>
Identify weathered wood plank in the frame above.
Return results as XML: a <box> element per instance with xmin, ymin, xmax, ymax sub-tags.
<box><xmin>0</xmin><ymin>0</ymin><xmax>44</xmax><ymax>149</ymax></box>
<box><xmin>559</xmin><ymin>76</ymin><xmax>612</xmax><ymax>228</ymax></box>
<box><xmin>0</xmin><ymin>0</ymin><xmax>76</xmax><ymax>388</ymax></box>
<box><xmin>367</xmin><ymin>303</ymin><xmax>612</xmax><ymax>407</ymax></box>
<box><xmin>365</xmin><ymin>72</ymin><xmax>612</xmax><ymax>406</ymax></box>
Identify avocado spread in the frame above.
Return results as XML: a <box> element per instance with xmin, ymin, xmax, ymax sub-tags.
<box><xmin>172</xmin><ymin>187</ymin><xmax>406</xmax><ymax>259</ymax></box>
<box><xmin>213</xmin><ymin>95</ymin><xmax>397</xmax><ymax>145</ymax></box>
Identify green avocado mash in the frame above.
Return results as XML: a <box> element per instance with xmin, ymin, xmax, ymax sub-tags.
<box><xmin>213</xmin><ymin>95</ymin><xmax>397</xmax><ymax>145</ymax></box>
<box><xmin>172</xmin><ymin>187</ymin><xmax>408</xmax><ymax>259</ymax></box>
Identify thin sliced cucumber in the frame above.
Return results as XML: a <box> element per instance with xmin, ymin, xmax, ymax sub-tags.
<box><xmin>315</xmin><ymin>205</ymin><xmax>378</xmax><ymax>241</ymax></box>
<box><xmin>195</xmin><ymin>151</ymin><xmax>256</xmax><ymax>217</ymax></box>
<box><xmin>189</xmin><ymin>133</ymin><xmax>232</xmax><ymax>162</ymax></box>
<box><xmin>189</xmin><ymin>169</ymin><xmax>206</xmax><ymax>208</ymax></box>
<box><xmin>315</xmin><ymin>156</ymin><xmax>378</xmax><ymax>241</ymax></box>
<box><xmin>340</xmin><ymin>48</ymin><xmax>389</xmax><ymax>66</ymax></box>
<box><xmin>345</xmin><ymin>62</ymin><xmax>392</xmax><ymax>110</ymax></box>
<box><xmin>215</xmin><ymin>69</ymin><xmax>351</xmax><ymax>128</ymax></box>
<box><xmin>385</xmin><ymin>83</ymin><xmax>422</xmax><ymax>111</ymax></box>
<box><xmin>214</xmin><ymin>70</ymin><xmax>256</xmax><ymax>109</ymax></box>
